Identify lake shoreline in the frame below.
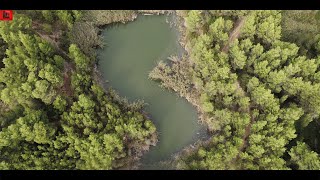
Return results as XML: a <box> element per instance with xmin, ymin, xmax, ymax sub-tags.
<box><xmin>145</xmin><ymin>11</ymin><xmax>215</xmax><ymax>168</ymax></box>
<box><xmin>94</xmin><ymin>11</ymin><xmax>210</xmax><ymax>170</ymax></box>
<box><xmin>93</xmin><ymin>11</ymin><xmax>177</xmax><ymax>165</ymax></box>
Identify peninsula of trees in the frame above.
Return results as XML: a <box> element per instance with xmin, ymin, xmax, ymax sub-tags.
<box><xmin>150</xmin><ymin>10</ymin><xmax>320</xmax><ymax>170</ymax></box>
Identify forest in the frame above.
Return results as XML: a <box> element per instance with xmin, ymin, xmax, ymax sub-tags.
<box><xmin>1</xmin><ymin>10</ymin><xmax>320</xmax><ymax>170</ymax></box>
<box><xmin>0</xmin><ymin>10</ymin><xmax>156</xmax><ymax>169</ymax></box>
<box><xmin>150</xmin><ymin>10</ymin><xmax>320</xmax><ymax>170</ymax></box>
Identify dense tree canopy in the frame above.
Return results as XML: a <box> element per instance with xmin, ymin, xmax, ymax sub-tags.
<box><xmin>151</xmin><ymin>10</ymin><xmax>320</xmax><ymax>170</ymax></box>
<box><xmin>1</xmin><ymin>10</ymin><xmax>320</xmax><ymax>170</ymax></box>
<box><xmin>0</xmin><ymin>11</ymin><xmax>156</xmax><ymax>170</ymax></box>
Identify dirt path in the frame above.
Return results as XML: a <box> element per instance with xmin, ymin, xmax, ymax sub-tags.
<box><xmin>229</xmin><ymin>15</ymin><xmax>257</xmax><ymax>165</ymax></box>
<box><xmin>61</xmin><ymin>62</ymin><xmax>74</xmax><ymax>98</ymax></box>
<box><xmin>230</xmin><ymin>81</ymin><xmax>255</xmax><ymax>168</ymax></box>
<box><xmin>221</xmin><ymin>17</ymin><xmax>246</xmax><ymax>53</ymax></box>
<box><xmin>31</xmin><ymin>21</ymin><xmax>74</xmax><ymax>98</ymax></box>
<box><xmin>235</xmin><ymin>81</ymin><xmax>254</xmax><ymax>151</ymax></box>
<box><xmin>220</xmin><ymin>16</ymin><xmax>257</xmax><ymax>167</ymax></box>
<box><xmin>237</xmin><ymin>111</ymin><xmax>255</xmax><ymax>154</ymax></box>
<box><xmin>32</xmin><ymin>21</ymin><xmax>70</xmax><ymax>60</ymax></box>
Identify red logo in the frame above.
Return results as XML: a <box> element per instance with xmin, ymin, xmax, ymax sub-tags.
<box><xmin>0</xmin><ymin>10</ymin><xmax>13</xmax><ymax>21</ymax></box>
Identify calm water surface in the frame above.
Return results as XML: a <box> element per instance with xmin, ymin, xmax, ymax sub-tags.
<box><xmin>97</xmin><ymin>15</ymin><xmax>207</xmax><ymax>169</ymax></box>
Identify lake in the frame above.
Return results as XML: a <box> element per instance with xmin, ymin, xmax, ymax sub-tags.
<box><xmin>97</xmin><ymin>15</ymin><xmax>207</xmax><ymax>169</ymax></box>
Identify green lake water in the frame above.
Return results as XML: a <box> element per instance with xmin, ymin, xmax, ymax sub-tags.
<box><xmin>97</xmin><ymin>15</ymin><xmax>207</xmax><ymax>169</ymax></box>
